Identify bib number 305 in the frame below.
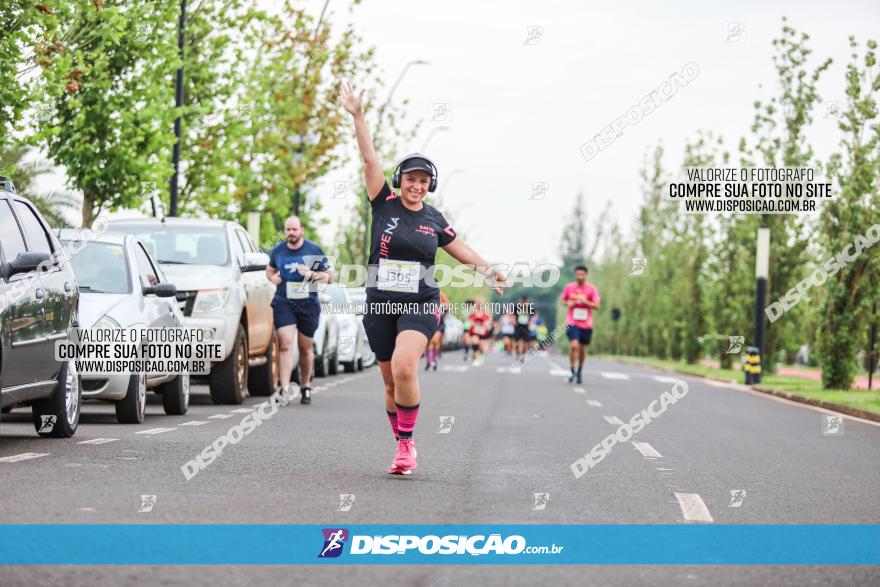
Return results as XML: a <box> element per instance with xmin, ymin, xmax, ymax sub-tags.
<box><xmin>378</xmin><ymin>259</ymin><xmax>420</xmax><ymax>293</ymax></box>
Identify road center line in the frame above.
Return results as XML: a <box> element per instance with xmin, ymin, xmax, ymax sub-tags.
<box><xmin>208</xmin><ymin>414</ymin><xmax>234</xmax><ymax>420</ymax></box>
<box><xmin>77</xmin><ymin>438</ymin><xmax>118</xmax><ymax>445</ymax></box>
<box><xmin>586</xmin><ymin>399</ymin><xmax>602</xmax><ymax>407</ymax></box>
<box><xmin>652</xmin><ymin>375</ymin><xmax>679</xmax><ymax>383</ymax></box>
<box><xmin>179</xmin><ymin>421</ymin><xmax>209</xmax><ymax>427</ymax></box>
<box><xmin>632</xmin><ymin>441</ymin><xmax>663</xmax><ymax>458</ymax></box>
<box><xmin>601</xmin><ymin>372</ymin><xmax>630</xmax><ymax>380</ymax></box>
<box><xmin>135</xmin><ymin>428</ymin><xmax>177</xmax><ymax>435</ymax></box>
<box><xmin>674</xmin><ymin>492</ymin><xmax>714</xmax><ymax>523</ymax></box>
<box><xmin>603</xmin><ymin>415</ymin><xmax>624</xmax><ymax>425</ymax></box>
<box><xmin>0</xmin><ymin>452</ymin><xmax>49</xmax><ymax>463</ymax></box>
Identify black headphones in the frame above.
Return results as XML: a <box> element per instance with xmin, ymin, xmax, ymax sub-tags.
<box><xmin>391</xmin><ymin>153</ymin><xmax>438</xmax><ymax>193</ymax></box>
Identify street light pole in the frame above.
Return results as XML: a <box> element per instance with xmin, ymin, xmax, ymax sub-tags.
<box><xmin>436</xmin><ymin>168</ymin><xmax>463</xmax><ymax>199</ymax></box>
<box><xmin>420</xmin><ymin>126</ymin><xmax>449</xmax><ymax>152</ymax></box>
<box><xmin>169</xmin><ymin>0</ymin><xmax>186</xmax><ymax>217</ymax></box>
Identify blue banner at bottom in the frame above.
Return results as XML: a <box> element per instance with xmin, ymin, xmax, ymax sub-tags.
<box><xmin>0</xmin><ymin>525</ymin><xmax>877</xmax><ymax>564</ymax></box>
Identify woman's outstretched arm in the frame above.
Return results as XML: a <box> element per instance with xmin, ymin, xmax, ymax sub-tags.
<box><xmin>340</xmin><ymin>81</ymin><xmax>385</xmax><ymax>200</ymax></box>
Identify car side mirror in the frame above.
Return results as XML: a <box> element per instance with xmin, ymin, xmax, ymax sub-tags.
<box><xmin>241</xmin><ymin>251</ymin><xmax>270</xmax><ymax>272</ymax></box>
<box><xmin>3</xmin><ymin>251</ymin><xmax>51</xmax><ymax>279</ymax></box>
<box><xmin>144</xmin><ymin>282</ymin><xmax>177</xmax><ymax>297</ymax></box>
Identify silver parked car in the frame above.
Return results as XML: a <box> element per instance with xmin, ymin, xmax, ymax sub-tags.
<box><xmin>58</xmin><ymin>230</ymin><xmax>190</xmax><ymax>423</ymax></box>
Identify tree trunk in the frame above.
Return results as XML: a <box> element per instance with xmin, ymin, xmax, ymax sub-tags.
<box><xmin>81</xmin><ymin>191</ymin><xmax>95</xmax><ymax>228</ymax></box>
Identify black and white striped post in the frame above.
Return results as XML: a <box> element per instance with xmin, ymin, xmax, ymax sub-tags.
<box><xmin>750</xmin><ymin>227</ymin><xmax>771</xmax><ymax>384</ymax></box>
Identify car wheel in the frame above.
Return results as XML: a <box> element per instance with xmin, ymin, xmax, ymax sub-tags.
<box><xmin>342</xmin><ymin>360</ymin><xmax>356</xmax><ymax>373</ymax></box>
<box><xmin>249</xmin><ymin>331</ymin><xmax>280</xmax><ymax>396</ymax></box>
<box><xmin>357</xmin><ymin>356</ymin><xmax>364</xmax><ymax>371</ymax></box>
<box><xmin>209</xmin><ymin>324</ymin><xmax>248</xmax><ymax>404</ymax></box>
<box><xmin>159</xmin><ymin>371</ymin><xmax>190</xmax><ymax>415</ymax></box>
<box><xmin>32</xmin><ymin>359</ymin><xmax>81</xmax><ymax>438</ymax></box>
<box><xmin>314</xmin><ymin>341</ymin><xmax>329</xmax><ymax>378</ymax></box>
<box><xmin>115</xmin><ymin>372</ymin><xmax>146</xmax><ymax>424</ymax></box>
<box><xmin>327</xmin><ymin>343</ymin><xmax>340</xmax><ymax>375</ymax></box>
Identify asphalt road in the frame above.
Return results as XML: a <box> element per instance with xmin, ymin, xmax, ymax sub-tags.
<box><xmin>1</xmin><ymin>351</ymin><xmax>879</xmax><ymax>586</ymax></box>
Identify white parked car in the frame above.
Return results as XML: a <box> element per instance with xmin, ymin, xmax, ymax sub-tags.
<box><xmin>323</xmin><ymin>284</ymin><xmax>367</xmax><ymax>372</ymax></box>
<box><xmin>347</xmin><ymin>287</ymin><xmax>375</xmax><ymax>367</ymax></box>
<box><xmin>58</xmin><ymin>230</ymin><xmax>190</xmax><ymax>423</ymax></box>
<box><xmin>313</xmin><ymin>291</ymin><xmax>340</xmax><ymax>378</ymax></box>
<box><xmin>106</xmin><ymin>219</ymin><xmax>284</xmax><ymax>404</ymax></box>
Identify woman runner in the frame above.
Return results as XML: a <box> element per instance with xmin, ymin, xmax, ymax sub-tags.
<box><xmin>340</xmin><ymin>81</ymin><xmax>507</xmax><ymax>475</ymax></box>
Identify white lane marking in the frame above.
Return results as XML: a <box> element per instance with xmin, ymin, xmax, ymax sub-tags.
<box><xmin>586</xmin><ymin>399</ymin><xmax>602</xmax><ymax>407</ymax></box>
<box><xmin>550</xmin><ymin>369</ymin><xmax>571</xmax><ymax>377</ymax></box>
<box><xmin>442</xmin><ymin>366</ymin><xmax>469</xmax><ymax>372</ymax></box>
<box><xmin>135</xmin><ymin>428</ymin><xmax>177</xmax><ymax>435</ymax></box>
<box><xmin>230</xmin><ymin>408</ymin><xmax>252</xmax><ymax>414</ymax></box>
<box><xmin>0</xmin><ymin>452</ymin><xmax>50</xmax><ymax>463</ymax></box>
<box><xmin>573</xmin><ymin>387</ymin><xmax>586</xmax><ymax>394</ymax></box>
<box><xmin>179</xmin><ymin>421</ymin><xmax>209</xmax><ymax>427</ymax></box>
<box><xmin>652</xmin><ymin>375</ymin><xmax>679</xmax><ymax>383</ymax></box>
<box><xmin>601</xmin><ymin>372</ymin><xmax>630</xmax><ymax>380</ymax></box>
<box><xmin>632</xmin><ymin>442</ymin><xmax>663</xmax><ymax>458</ymax></box>
<box><xmin>674</xmin><ymin>492</ymin><xmax>714</xmax><ymax>523</ymax></box>
<box><xmin>78</xmin><ymin>438</ymin><xmax>119</xmax><ymax>445</ymax></box>
<box><xmin>208</xmin><ymin>414</ymin><xmax>234</xmax><ymax>420</ymax></box>
<box><xmin>702</xmin><ymin>379</ymin><xmax>740</xmax><ymax>388</ymax></box>
<box><xmin>603</xmin><ymin>415</ymin><xmax>624</xmax><ymax>425</ymax></box>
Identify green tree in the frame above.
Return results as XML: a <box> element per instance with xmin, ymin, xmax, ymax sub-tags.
<box><xmin>744</xmin><ymin>20</ymin><xmax>832</xmax><ymax>372</ymax></box>
<box><xmin>229</xmin><ymin>0</ymin><xmax>380</xmax><ymax>244</ymax></box>
<box><xmin>32</xmin><ymin>0</ymin><xmax>180</xmax><ymax>226</ymax></box>
<box><xmin>816</xmin><ymin>37</ymin><xmax>880</xmax><ymax>389</ymax></box>
<box><xmin>0</xmin><ymin>1</ymin><xmax>61</xmax><ymax>150</ymax></box>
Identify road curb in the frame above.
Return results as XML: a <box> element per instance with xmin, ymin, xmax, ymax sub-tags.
<box><xmin>611</xmin><ymin>356</ymin><xmax>880</xmax><ymax>424</ymax></box>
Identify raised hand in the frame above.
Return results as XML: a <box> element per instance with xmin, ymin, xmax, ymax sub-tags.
<box><xmin>340</xmin><ymin>80</ymin><xmax>365</xmax><ymax>116</ymax></box>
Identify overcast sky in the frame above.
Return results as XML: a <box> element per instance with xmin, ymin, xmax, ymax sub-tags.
<box><xmin>39</xmin><ymin>0</ymin><xmax>880</xmax><ymax>266</ymax></box>
<box><xmin>300</xmin><ymin>0</ymin><xmax>880</xmax><ymax>265</ymax></box>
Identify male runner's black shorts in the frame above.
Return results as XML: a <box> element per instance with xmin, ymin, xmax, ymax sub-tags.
<box><xmin>271</xmin><ymin>298</ymin><xmax>320</xmax><ymax>337</ymax></box>
<box><xmin>513</xmin><ymin>325</ymin><xmax>530</xmax><ymax>341</ymax></box>
<box><xmin>363</xmin><ymin>297</ymin><xmax>442</xmax><ymax>362</ymax></box>
<box><xmin>566</xmin><ymin>325</ymin><xmax>593</xmax><ymax>345</ymax></box>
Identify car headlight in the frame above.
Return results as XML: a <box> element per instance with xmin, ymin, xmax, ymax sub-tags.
<box><xmin>93</xmin><ymin>315</ymin><xmax>121</xmax><ymax>330</ymax></box>
<box><xmin>193</xmin><ymin>288</ymin><xmax>229</xmax><ymax>314</ymax></box>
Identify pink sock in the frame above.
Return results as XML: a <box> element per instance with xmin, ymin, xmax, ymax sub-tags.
<box><xmin>428</xmin><ymin>348</ymin><xmax>436</xmax><ymax>364</ymax></box>
<box><xmin>387</xmin><ymin>411</ymin><xmax>398</xmax><ymax>439</ymax></box>
<box><xmin>396</xmin><ymin>403</ymin><xmax>419</xmax><ymax>439</ymax></box>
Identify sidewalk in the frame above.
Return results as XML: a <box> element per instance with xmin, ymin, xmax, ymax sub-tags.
<box><xmin>701</xmin><ymin>359</ymin><xmax>877</xmax><ymax>390</ymax></box>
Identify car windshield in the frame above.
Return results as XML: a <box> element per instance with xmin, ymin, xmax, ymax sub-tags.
<box><xmin>61</xmin><ymin>241</ymin><xmax>132</xmax><ymax>294</ymax></box>
<box><xmin>112</xmin><ymin>225</ymin><xmax>229</xmax><ymax>266</ymax></box>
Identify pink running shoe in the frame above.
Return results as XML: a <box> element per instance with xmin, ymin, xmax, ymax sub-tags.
<box><xmin>387</xmin><ymin>438</ymin><xmax>417</xmax><ymax>475</ymax></box>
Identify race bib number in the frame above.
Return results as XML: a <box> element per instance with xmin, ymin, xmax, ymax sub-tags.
<box><xmin>517</xmin><ymin>314</ymin><xmax>529</xmax><ymax>325</ymax></box>
<box><xmin>378</xmin><ymin>259</ymin><xmax>420</xmax><ymax>293</ymax></box>
<box><xmin>573</xmin><ymin>308</ymin><xmax>589</xmax><ymax>321</ymax></box>
<box><xmin>286</xmin><ymin>281</ymin><xmax>310</xmax><ymax>300</ymax></box>
<box><xmin>474</xmin><ymin>325</ymin><xmax>486</xmax><ymax>335</ymax></box>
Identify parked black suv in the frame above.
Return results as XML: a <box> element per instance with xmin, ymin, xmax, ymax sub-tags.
<box><xmin>0</xmin><ymin>176</ymin><xmax>81</xmax><ymax>437</ymax></box>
